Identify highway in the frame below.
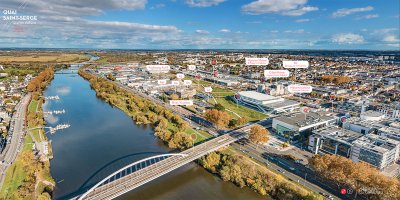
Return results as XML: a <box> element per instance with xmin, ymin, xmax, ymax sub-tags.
<box><xmin>76</xmin><ymin>126</ymin><xmax>251</xmax><ymax>200</ymax></box>
<box><xmin>0</xmin><ymin>93</ymin><xmax>31</xmax><ymax>189</ymax></box>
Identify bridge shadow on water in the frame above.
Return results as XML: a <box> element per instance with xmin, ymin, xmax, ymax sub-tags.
<box><xmin>55</xmin><ymin>151</ymin><xmax>169</xmax><ymax>200</ymax></box>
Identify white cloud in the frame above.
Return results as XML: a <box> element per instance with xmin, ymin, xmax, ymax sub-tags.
<box><xmin>332</xmin><ymin>6</ymin><xmax>373</xmax><ymax>18</ymax></box>
<box><xmin>284</xmin><ymin>29</ymin><xmax>305</xmax><ymax>34</ymax></box>
<box><xmin>284</xmin><ymin>6</ymin><xmax>318</xmax><ymax>16</ymax></box>
<box><xmin>195</xmin><ymin>29</ymin><xmax>210</xmax><ymax>34</ymax></box>
<box><xmin>369</xmin><ymin>28</ymin><xmax>400</xmax><ymax>47</ymax></box>
<box><xmin>383</xmin><ymin>35</ymin><xmax>400</xmax><ymax>43</ymax></box>
<box><xmin>332</xmin><ymin>33</ymin><xmax>365</xmax><ymax>44</ymax></box>
<box><xmin>151</xmin><ymin>3</ymin><xmax>165</xmax><ymax>9</ymax></box>
<box><xmin>218</xmin><ymin>29</ymin><xmax>231</xmax><ymax>33</ymax></box>
<box><xmin>295</xmin><ymin>18</ymin><xmax>310</xmax><ymax>23</ymax></box>
<box><xmin>356</xmin><ymin>14</ymin><xmax>379</xmax><ymax>20</ymax></box>
<box><xmin>242</xmin><ymin>0</ymin><xmax>318</xmax><ymax>16</ymax></box>
<box><xmin>185</xmin><ymin>0</ymin><xmax>226</xmax><ymax>7</ymax></box>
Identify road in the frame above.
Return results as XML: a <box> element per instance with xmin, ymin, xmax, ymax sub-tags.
<box><xmin>233</xmin><ymin>140</ymin><xmax>361</xmax><ymax>200</ymax></box>
<box><xmin>0</xmin><ymin>93</ymin><xmax>31</xmax><ymax>189</ymax></box>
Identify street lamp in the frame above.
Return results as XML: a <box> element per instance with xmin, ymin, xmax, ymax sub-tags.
<box><xmin>191</xmin><ymin>134</ymin><xmax>197</xmax><ymax>153</ymax></box>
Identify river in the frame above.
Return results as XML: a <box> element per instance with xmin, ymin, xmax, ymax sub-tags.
<box><xmin>44</xmin><ymin>64</ymin><xmax>265</xmax><ymax>200</ymax></box>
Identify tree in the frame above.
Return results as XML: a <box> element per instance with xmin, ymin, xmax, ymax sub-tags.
<box><xmin>204</xmin><ymin>109</ymin><xmax>231</xmax><ymax>128</ymax></box>
<box><xmin>170</xmin><ymin>93</ymin><xmax>179</xmax><ymax>100</ymax></box>
<box><xmin>334</xmin><ymin>76</ymin><xmax>351</xmax><ymax>84</ymax></box>
<box><xmin>249</xmin><ymin>125</ymin><xmax>269</xmax><ymax>144</ymax></box>
<box><xmin>214</xmin><ymin>103</ymin><xmax>225</xmax><ymax>111</ymax></box>
<box><xmin>321</xmin><ymin>75</ymin><xmax>334</xmax><ymax>83</ymax></box>
<box><xmin>237</xmin><ymin>117</ymin><xmax>247</xmax><ymax>126</ymax></box>
<box><xmin>201</xmin><ymin>152</ymin><xmax>221</xmax><ymax>173</ymax></box>
<box><xmin>106</xmin><ymin>73</ymin><xmax>116</xmax><ymax>81</ymax></box>
<box><xmin>309</xmin><ymin>154</ymin><xmax>400</xmax><ymax>199</ymax></box>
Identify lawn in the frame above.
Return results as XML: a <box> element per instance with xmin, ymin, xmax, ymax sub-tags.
<box><xmin>167</xmin><ymin>122</ymin><xmax>212</xmax><ymax>144</ymax></box>
<box><xmin>0</xmin><ymin>157</ymin><xmax>28</xmax><ymax>199</ymax></box>
<box><xmin>210</xmin><ymin>97</ymin><xmax>267</xmax><ymax>122</ymax></box>
<box><xmin>28</xmin><ymin>99</ymin><xmax>38</xmax><ymax>113</ymax></box>
<box><xmin>0</xmin><ymin>128</ymin><xmax>35</xmax><ymax>198</ymax></box>
<box><xmin>184</xmin><ymin>128</ymin><xmax>212</xmax><ymax>143</ymax></box>
<box><xmin>27</xmin><ymin>100</ymin><xmax>43</xmax><ymax>142</ymax></box>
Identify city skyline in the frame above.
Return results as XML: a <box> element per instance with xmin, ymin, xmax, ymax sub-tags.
<box><xmin>0</xmin><ymin>0</ymin><xmax>399</xmax><ymax>50</ymax></box>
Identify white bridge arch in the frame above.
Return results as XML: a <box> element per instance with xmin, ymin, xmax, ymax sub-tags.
<box><xmin>78</xmin><ymin>153</ymin><xmax>188</xmax><ymax>200</ymax></box>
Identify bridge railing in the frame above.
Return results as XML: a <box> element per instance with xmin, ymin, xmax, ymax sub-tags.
<box><xmin>78</xmin><ymin>153</ymin><xmax>187</xmax><ymax>200</ymax></box>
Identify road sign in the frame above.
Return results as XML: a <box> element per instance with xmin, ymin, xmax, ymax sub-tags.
<box><xmin>176</xmin><ymin>73</ymin><xmax>185</xmax><ymax>79</ymax></box>
<box><xmin>245</xmin><ymin>57</ymin><xmax>269</xmax><ymax>65</ymax></box>
<box><xmin>204</xmin><ymin>87</ymin><xmax>212</xmax><ymax>93</ymax></box>
<box><xmin>183</xmin><ymin>80</ymin><xmax>192</xmax><ymax>86</ymax></box>
<box><xmin>188</xmin><ymin>65</ymin><xmax>196</xmax><ymax>70</ymax></box>
<box><xmin>282</xmin><ymin>60</ymin><xmax>309</xmax><ymax>68</ymax></box>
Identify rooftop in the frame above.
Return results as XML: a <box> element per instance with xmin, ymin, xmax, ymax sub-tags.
<box><xmin>238</xmin><ymin>91</ymin><xmax>282</xmax><ymax>102</ymax></box>
<box><xmin>353</xmin><ymin>134</ymin><xmax>400</xmax><ymax>154</ymax></box>
<box><xmin>313</xmin><ymin>125</ymin><xmax>363</xmax><ymax>145</ymax></box>
<box><xmin>275</xmin><ymin>112</ymin><xmax>336</xmax><ymax>128</ymax></box>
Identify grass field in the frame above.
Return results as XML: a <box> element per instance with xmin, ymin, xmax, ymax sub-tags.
<box><xmin>0</xmin><ymin>53</ymin><xmax>89</xmax><ymax>63</ymax></box>
<box><xmin>167</xmin><ymin>122</ymin><xmax>212</xmax><ymax>143</ymax></box>
<box><xmin>0</xmin><ymin>98</ymin><xmax>55</xmax><ymax>199</ymax></box>
<box><xmin>210</xmin><ymin>97</ymin><xmax>267</xmax><ymax>121</ymax></box>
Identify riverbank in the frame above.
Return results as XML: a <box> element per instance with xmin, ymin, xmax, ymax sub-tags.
<box><xmin>200</xmin><ymin>148</ymin><xmax>322</xmax><ymax>199</ymax></box>
<box><xmin>0</xmin><ymin>67</ymin><xmax>55</xmax><ymax>200</ymax></box>
<box><xmin>78</xmin><ymin>67</ymin><xmax>322</xmax><ymax>200</ymax></box>
<box><xmin>79</xmin><ymin>68</ymin><xmax>210</xmax><ymax>150</ymax></box>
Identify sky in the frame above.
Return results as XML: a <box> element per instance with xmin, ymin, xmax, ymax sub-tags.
<box><xmin>0</xmin><ymin>0</ymin><xmax>399</xmax><ymax>50</ymax></box>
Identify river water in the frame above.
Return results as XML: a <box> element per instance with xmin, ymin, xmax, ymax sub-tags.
<box><xmin>44</xmin><ymin>65</ymin><xmax>265</xmax><ymax>200</ymax></box>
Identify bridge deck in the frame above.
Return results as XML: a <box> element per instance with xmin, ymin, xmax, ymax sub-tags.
<box><xmin>77</xmin><ymin>126</ymin><xmax>251</xmax><ymax>200</ymax></box>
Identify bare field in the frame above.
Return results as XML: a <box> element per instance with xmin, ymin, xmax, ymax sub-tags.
<box><xmin>0</xmin><ymin>53</ymin><xmax>89</xmax><ymax>63</ymax></box>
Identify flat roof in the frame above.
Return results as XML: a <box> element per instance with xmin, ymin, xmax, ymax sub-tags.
<box><xmin>275</xmin><ymin>112</ymin><xmax>336</xmax><ymax>128</ymax></box>
<box><xmin>361</xmin><ymin>110</ymin><xmax>385</xmax><ymax>117</ymax></box>
<box><xmin>238</xmin><ymin>91</ymin><xmax>281</xmax><ymax>102</ymax></box>
<box><xmin>264</xmin><ymin>99</ymin><xmax>300</xmax><ymax>109</ymax></box>
<box><xmin>313</xmin><ymin>126</ymin><xmax>362</xmax><ymax>144</ymax></box>
<box><xmin>353</xmin><ymin>134</ymin><xmax>400</xmax><ymax>154</ymax></box>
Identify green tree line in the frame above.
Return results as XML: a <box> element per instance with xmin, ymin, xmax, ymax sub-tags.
<box><xmin>79</xmin><ymin>68</ymin><xmax>193</xmax><ymax>150</ymax></box>
<box><xmin>200</xmin><ymin>150</ymin><xmax>323</xmax><ymax>200</ymax></box>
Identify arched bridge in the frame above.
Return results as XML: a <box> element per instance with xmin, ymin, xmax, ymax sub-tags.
<box><xmin>74</xmin><ymin>125</ymin><xmax>251</xmax><ymax>200</ymax></box>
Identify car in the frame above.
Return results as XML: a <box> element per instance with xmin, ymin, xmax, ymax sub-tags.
<box><xmin>277</xmin><ymin>169</ymin><xmax>285</xmax><ymax>174</ymax></box>
<box><xmin>289</xmin><ymin>167</ymin><xmax>296</xmax><ymax>171</ymax></box>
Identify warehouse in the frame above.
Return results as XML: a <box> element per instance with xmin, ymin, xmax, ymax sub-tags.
<box><xmin>236</xmin><ymin>91</ymin><xmax>300</xmax><ymax>114</ymax></box>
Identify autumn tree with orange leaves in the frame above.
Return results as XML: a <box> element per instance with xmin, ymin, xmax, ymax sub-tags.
<box><xmin>204</xmin><ymin>109</ymin><xmax>231</xmax><ymax>128</ymax></box>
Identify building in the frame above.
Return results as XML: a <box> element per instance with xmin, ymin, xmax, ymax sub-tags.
<box><xmin>177</xmin><ymin>88</ymin><xmax>196</xmax><ymax>99</ymax></box>
<box><xmin>236</xmin><ymin>91</ymin><xmax>300</xmax><ymax>114</ymax></box>
<box><xmin>375</xmin><ymin>103</ymin><xmax>400</xmax><ymax>119</ymax></box>
<box><xmin>351</xmin><ymin>134</ymin><xmax>400</xmax><ymax>170</ymax></box>
<box><xmin>309</xmin><ymin>126</ymin><xmax>362</xmax><ymax>157</ymax></box>
<box><xmin>272</xmin><ymin>112</ymin><xmax>337</xmax><ymax>142</ymax></box>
